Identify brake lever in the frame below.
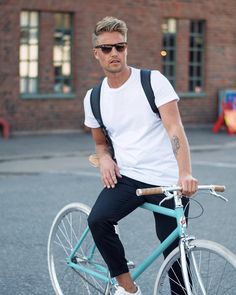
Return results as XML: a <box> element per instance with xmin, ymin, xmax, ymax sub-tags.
<box><xmin>210</xmin><ymin>189</ymin><xmax>228</xmax><ymax>202</ymax></box>
<box><xmin>159</xmin><ymin>191</ymin><xmax>175</xmax><ymax>206</ymax></box>
<box><xmin>159</xmin><ymin>188</ymin><xmax>228</xmax><ymax>206</ymax></box>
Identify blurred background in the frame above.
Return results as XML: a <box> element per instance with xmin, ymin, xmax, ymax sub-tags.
<box><xmin>1</xmin><ymin>1</ymin><xmax>236</xmax><ymax>294</ymax></box>
<box><xmin>0</xmin><ymin>0</ymin><xmax>236</xmax><ymax>135</ymax></box>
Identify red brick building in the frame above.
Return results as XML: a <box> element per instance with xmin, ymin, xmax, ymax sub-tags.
<box><xmin>0</xmin><ymin>0</ymin><xmax>236</xmax><ymax>134</ymax></box>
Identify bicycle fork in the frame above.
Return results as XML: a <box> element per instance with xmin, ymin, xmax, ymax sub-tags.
<box><xmin>180</xmin><ymin>237</ymin><xmax>207</xmax><ymax>295</ymax></box>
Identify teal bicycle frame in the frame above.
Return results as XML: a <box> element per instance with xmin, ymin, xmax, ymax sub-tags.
<box><xmin>66</xmin><ymin>195</ymin><xmax>187</xmax><ymax>285</ymax></box>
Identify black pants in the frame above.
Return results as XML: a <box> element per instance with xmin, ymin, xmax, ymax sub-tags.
<box><xmin>88</xmin><ymin>175</ymin><xmax>189</xmax><ymax>292</ymax></box>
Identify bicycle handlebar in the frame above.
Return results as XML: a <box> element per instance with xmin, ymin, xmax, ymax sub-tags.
<box><xmin>136</xmin><ymin>185</ymin><xmax>226</xmax><ymax>196</ymax></box>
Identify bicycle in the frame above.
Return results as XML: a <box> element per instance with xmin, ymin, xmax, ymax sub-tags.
<box><xmin>47</xmin><ymin>157</ymin><xmax>236</xmax><ymax>294</ymax></box>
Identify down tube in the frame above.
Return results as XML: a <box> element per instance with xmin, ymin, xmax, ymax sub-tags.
<box><xmin>131</xmin><ymin>203</ymin><xmax>180</xmax><ymax>281</ymax></box>
<box><xmin>131</xmin><ymin>227</ymin><xmax>179</xmax><ymax>281</ymax></box>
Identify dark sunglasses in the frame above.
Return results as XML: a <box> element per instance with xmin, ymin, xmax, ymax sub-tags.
<box><xmin>95</xmin><ymin>42</ymin><xmax>127</xmax><ymax>54</ymax></box>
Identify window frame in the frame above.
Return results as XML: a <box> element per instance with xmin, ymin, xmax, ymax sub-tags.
<box><xmin>20</xmin><ymin>11</ymin><xmax>75</xmax><ymax>100</ymax></box>
<box><xmin>161</xmin><ymin>18</ymin><xmax>177</xmax><ymax>88</ymax></box>
<box><xmin>19</xmin><ymin>10</ymin><xmax>39</xmax><ymax>95</ymax></box>
<box><xmin>53</xmin><ymin>12</ymin><xmax>74</xmax><ymax>95</ymax></box>
<box><xmin>188</xmin><ymin>20</ymin><xmax>205</xmax><ymax>94</ymax></box>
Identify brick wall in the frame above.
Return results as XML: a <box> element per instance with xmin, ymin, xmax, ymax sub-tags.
<box><xmin>0</xmin><ymin>0</ymin><xmax>236</xmax><ymax>133</ymax></box>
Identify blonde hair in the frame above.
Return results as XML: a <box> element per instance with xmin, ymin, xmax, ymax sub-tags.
<box><xmin>92</xmin><ymin>16</ymin><xmax>128</xmax><ymax>47</ymax></box>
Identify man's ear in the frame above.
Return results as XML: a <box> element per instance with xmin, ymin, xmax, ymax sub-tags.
<box><xmin>93</xmin><ymin>48</ymin><xmax>99</xmax><ymax>60</ymax></box>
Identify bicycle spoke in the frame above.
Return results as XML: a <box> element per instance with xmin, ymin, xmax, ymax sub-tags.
<box><xmin>187</xmin><ymin>254</ymin><xmax>200</xmax><ymax>294</ymax></box>
<box><xmin>55</xmin><ymin>233</ymin><xmax>70</xmax><ymax>256</ymax></box>
<box><xmin>48</xmin><ymin>203</ymin><xmax>110</xmax><ymax>295</ymax></box>
<box><xmin>73</xmin><ymin>268</ymin><xmax>104</xmax><ymax>293</ymax></box>
<box><xmin>66</xmin><ymin>213</ymin><xmax>79</xmax><ymax>242</ymax></box>
<box><xmin>168</xmin><ymin>262</ymin><xmax>188</xmax><ymax>295</ymax></box>
<box><xmin>154</xmin><ymin>240</ymin><xmax>236</xmax><ymax>295</ymax></box>
<box><xmin>215</xmin><ymin>259</ymin><xmax>227</xmax><ymax>294</ymax></box>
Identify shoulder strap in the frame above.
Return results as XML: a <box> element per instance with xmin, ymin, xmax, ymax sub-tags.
<box><xmin>90</xmin><ymin>80</ymin><xmax>115</xmax><ymax>158</ymax></box>
<box><xmin>90</xmin><ymin>81</ymin><xmax>104</xmax><ymax>128</ymax></box>
<box><xmin>140</xmin><ymin>69</ymin><xmax>160</xmax><ymax>117</ymax></box>
<box><xmin>90</xmin><ymin>69</ymin><xmax>160</xmax><ymax>127</ymax></box>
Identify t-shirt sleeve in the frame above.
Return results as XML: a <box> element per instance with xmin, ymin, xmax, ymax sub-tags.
<box><xmin>151</xmin><ymin>71</ymin><xmax>179</xmax><ymax>108</ymax></box>
<box><xmin>83</xmin><ymin>89</ymin><xmax>101</xmax><ymax>128</ymax></box>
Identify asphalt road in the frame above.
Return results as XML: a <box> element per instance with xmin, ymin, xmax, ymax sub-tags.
<box><xmin>0</xmin><ymin>129</ymin><xmax>236</xmax><ymax>294</ymax></box>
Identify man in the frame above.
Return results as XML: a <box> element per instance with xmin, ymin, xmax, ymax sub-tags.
<box><xmin>84</xmin><ymin>16</ymin><xmax>198</xmax><ymax>295</ymax></box>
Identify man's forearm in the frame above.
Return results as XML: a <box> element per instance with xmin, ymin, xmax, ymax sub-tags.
<box><xmin>96</xmin><ymin>143</ymin><xmax>113</xmax><ymax>160</ymax></box>
<box><xmin>169</xmin><ymin>126</ymin><xmax>192</xmax><ymax>176</ymax></box>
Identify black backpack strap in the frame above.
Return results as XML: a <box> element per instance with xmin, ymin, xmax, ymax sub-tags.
<box><xmin>91</xmin><ymin>70</ymin><xmax>160</xmax><ymax>123</ymax></box>
<box><xmin>90</xmin><ymin>81</ymin><xmax>104</xmax><ymax>127</ymax></box>
<box><xmin>90</xmin><ymin>81</ymin><xmax>115</xmax><ymax>158</ymax></box>
<box><xmin>140</xmin><ymin>69</ymin><xmax>160</xmax><ymax>117</ymax></box>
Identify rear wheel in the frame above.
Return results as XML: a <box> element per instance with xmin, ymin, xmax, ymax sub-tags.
<box><xmin>153</xmin><ymin>239</ymin><xmax>236</xmax><ymax>295</ymax></box>
<box><xmin>47</xmin><ymin>203</ymin><xmax>111</xmax><ymax>295</ymax></box>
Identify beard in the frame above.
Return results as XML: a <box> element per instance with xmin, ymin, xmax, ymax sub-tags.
<box><xmin>106</xmin><ymin>62</ymin><xmax>124</xmax><ymax>74</ymax></box>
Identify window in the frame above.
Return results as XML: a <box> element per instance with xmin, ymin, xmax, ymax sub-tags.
<box><xmin>20</xmin><ymin>11</ymin><xmax>74</xmax><ymax>98</ymax></box>
<box><xmin>188</xmin><ymin>20</ymin><xmax>205</xmax><ymax>93</ymax></box>
<box><xmin>161</xmin><ymin>18</ymin><xmax>205</xmax><ymax>95</ymax></box>
<box><xmin>20</xmin><ymin>11</ymin><xmax>39</xmax><ymax>94</ymax></box>
<box><xmin>161</xmin><ymin>18</ymin><xmax>177</xmax><ymax>87</ymax></box>
<box><xmin>53</xmin><ymin>13</ymin><xmax>73</xmax><ymax>94</ymax></box>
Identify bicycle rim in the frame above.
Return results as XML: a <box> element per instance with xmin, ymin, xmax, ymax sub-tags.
<box><xmin>47</xmin><ymin>202</ymin><xmax>110</xmax><ymax>295</ymax></box>
<box><xmin>154</xmin><ymin>239</ymin><xmax>236</xmax><ymax>295</ymax></box>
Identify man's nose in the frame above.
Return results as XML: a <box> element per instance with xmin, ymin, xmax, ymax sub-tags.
<box><xmin>110</xmin><ymin>46</ymin><xmax>119</xmax><ymax>55</ymax></box>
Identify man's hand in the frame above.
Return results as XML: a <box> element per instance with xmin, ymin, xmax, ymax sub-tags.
<box><xmin>90</xmin><ymin>128</ymin><xmax>121</xmax><ymax>188</ymax></box>
<box><xmin>178</xmin><ymin>174</ymin><xmax>198</xmax><ymax>196</ymax></box>
<box><xmin>99</xmin><ymin>155</ymin><xmax>122</xmax><ymax>188</ymax></box>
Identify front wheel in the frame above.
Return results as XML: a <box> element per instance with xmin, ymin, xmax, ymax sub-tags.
<box><xmin>153</xmin><ymin>239</ymin><xmax>236</xmax><ymax>295</ymax></box>
<box><xmin>47</xmin><ymin>202</ymin><xmax>111</xmax><ymax>295</ymax></box>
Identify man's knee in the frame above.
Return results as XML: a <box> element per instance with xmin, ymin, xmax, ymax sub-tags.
<box><xmin>87</xmin><ymin>211</ymin><xmax>111</xmax><ymax>235</ymax></box>
<box><xmin>87</xmin><ymin>211</ymin><xmax>98</xmax><ymax>230</ymax></box>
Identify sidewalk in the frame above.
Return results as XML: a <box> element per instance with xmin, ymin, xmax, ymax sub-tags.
<box><xmin>0</xmin><ymin>132</ymin><xmax>94</xmax><ymax>160</ymax></box>
<box><xmin>0</xmin><ymin>127</ymin><xmax>236</xmax><ymax>174</ymax></box>
<box><xmin>185</xmin><ymin>127</ymin><xmax>236</xmax><ymax>151</ymax></box>
<box><xmin>0</xmin><ymin>131</ymin><xmax>95</xmax><ymax>175</ymax></box>
<box><xmin>1</xmin><ymin>127</ymin><xmax>236</xmax><ymax>158</ymax></box>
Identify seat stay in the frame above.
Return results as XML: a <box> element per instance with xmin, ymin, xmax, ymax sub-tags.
<box><xmin>69</xmin><ymin>225</ymin><xmax>90</xmax><ymax>259</ymax></box>
<box><xmin>67</xmin><ymin>225</ymin><xmax>111</xmax><ymax>284</ymax></box>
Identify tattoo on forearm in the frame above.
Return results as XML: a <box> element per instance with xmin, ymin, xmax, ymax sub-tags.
<box><xmin>171</xmin><ymin>135</ymin><xmax>180</xmax><ymax>157</ymax></box>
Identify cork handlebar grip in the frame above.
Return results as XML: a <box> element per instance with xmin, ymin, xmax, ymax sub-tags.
<box><xmin>136</xmin><ymin>185</ymin><xmax>226</xmax><ymax>196</ymax></box>
<box><xmin>136</xmin><ymin>187</ymin><xmax>164</xmax><ymax>196</ymax></box>
<box><xmin>213</xmin><ymin>185</ymin><xmax>225</xmax><ymax>192</ymax></box>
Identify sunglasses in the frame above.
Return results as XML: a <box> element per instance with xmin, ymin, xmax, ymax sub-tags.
<box><xmin>95</xmin><ymin>42</ymin><xmax>127</xmax><ymax>54</ymax></box>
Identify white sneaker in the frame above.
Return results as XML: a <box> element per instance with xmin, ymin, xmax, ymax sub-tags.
<box><xmin>114</xmin><ymin>284</ymin><xmax>142</xmax><ymax>295</ymax></box>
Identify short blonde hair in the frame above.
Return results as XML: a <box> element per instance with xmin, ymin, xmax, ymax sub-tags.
<box><xmin>92</xmin><ymin>16</ymin><xmax>128</xmax><ymax>47</ymax></box>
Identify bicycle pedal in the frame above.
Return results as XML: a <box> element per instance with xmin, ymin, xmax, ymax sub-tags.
<box><xmin>127</xmin><ymin>260</ymin><xmax>135</xmax><ymax>269</ymax></box>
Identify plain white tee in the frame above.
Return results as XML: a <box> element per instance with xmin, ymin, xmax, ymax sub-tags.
<box><xmin>84</xmin><ymin>67</ymin><xmax>179</xmax><ymax>185</ymax></box>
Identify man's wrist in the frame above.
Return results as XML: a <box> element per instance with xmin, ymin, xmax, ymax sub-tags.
<box><xmin>98</xmin><ymin>152</ymin><xmax>113</xmax><ymax>161</ymax></box>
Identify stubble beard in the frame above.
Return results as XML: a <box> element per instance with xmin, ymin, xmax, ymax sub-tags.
<box><xmin>106</xmin><ymin>62</ymin><xmax>126</xmax><ymax>75</ymax></box>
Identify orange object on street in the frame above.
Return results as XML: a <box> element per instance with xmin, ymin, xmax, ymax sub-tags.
<box><xmin>213</xmin><ymin>102</ymin><xmax>235</xmax><ymax>135</ymax></box>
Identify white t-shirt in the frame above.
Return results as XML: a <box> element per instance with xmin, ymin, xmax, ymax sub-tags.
<box><xmin>84</xmin><ymin>67</ymin><xmax>179</xmax><ymax>185</ymax></box>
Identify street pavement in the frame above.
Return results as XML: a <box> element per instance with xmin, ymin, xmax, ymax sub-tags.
<box><xmin>0</xmin><ymin>127</ymin><xmax>236</xmax><ymax>295</ymax></box>
<box><xmin>0</xmin><ymin>127</ymin><xmax>236</xmax><ymax>174</ymax></box>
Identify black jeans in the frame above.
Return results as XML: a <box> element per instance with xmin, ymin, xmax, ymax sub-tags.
<box><xmin>88</xmin><ymin>175</ymin><xmax>189</xmax><ymax>291</ymax></box>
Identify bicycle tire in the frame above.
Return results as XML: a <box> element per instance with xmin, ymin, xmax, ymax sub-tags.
<box><xmin>47</xmin><ymin>202</ymin><xmax>111</xmax><ymax>295</ymax></box>
<box><xmin>153</xmin><ymin>239</ymin><xmax>236</xmax><ymax>295</ymax></box>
